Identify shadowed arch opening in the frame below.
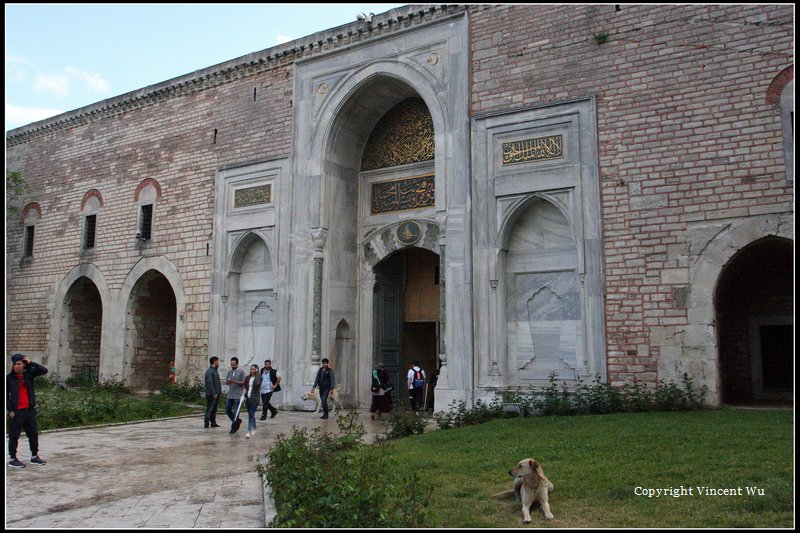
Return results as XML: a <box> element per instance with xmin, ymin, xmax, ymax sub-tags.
<box><xmin>715</xmin><ymin>236</ymin><xmax>793</xmax><ymax>405</ymax></box>
<box><xmin>126</xmin><ymin>269</ymin><xmax>177</xmax><ymax>391</ymax></box>
<box><xmin>57</xmin><ymin>277</ymin><xmax>103</xmax><ymax>382</ymax></box>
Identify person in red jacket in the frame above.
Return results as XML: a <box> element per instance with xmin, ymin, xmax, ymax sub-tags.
<box><xmin>6</xmin><ymin>353</ymin><xmax>49</xmax><ymax>468</ymax></box>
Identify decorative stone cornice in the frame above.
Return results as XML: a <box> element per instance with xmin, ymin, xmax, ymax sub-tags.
<box><xmin>6</xmin><ymin>4</ymin><xmax>466</xmax><ymax>147</ymax></box>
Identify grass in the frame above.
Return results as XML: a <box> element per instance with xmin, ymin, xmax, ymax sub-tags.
<box><xmin>34</xmin><ymin>384</ymin><xmax>202</xmax><ymax>431</ymax></box>
<box><xmin>372</xmin><ymin>408</ymin><xmax>793</xmax><ymax>528</ymax></box>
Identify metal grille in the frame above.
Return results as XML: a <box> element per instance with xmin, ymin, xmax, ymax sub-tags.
<box><xmin>24</xmin><ymin>225</ymin><xmax>34</xmax><ymax>257</ymax></box>
<box><xmin>84</xmin><ymin>214</ymin><xmax>96</xmax><ymax>249</ymax></box>
<box><xmin>140</xmin><ymin>204</ymin><xmax>153</xmax><ymax>240</ymax></box>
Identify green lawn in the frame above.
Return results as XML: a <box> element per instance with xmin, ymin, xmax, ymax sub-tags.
<box><xmin>377</xmin><ymin>408</ymin><xmax>793</xmax><ymax>528</ymax></box>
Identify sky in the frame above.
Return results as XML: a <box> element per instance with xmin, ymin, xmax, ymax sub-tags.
<box><xmin>5</xmin><ymin>4</ymin><xmax>405</xmax><ymax>132</ymax></box>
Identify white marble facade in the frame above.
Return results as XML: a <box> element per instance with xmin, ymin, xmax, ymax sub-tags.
<box><xmin>208</xmin><ymin>13</ymin><xmax>605</xmax><ymax>411</ymax></box>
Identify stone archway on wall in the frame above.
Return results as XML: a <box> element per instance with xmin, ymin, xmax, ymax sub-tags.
<box><xmin>118</xmin><ymin>257</ymin><xmax>186</xmax><ymax>389</ymax></box>
<box><xmin>48</xmin><ymin>264</ymin><xmax>111</xmax><ymax>381</ymax></box>
<box><xmin>125</xmin><ymin>270</ymin><xmax>177</xmax><ymax>391</ymax></box>
<box><xmin>715</xmin><ymin>236</ymin><xmax>793</xmax><ymax>404</ymax></box>
<box><xmin>675</xmin><ymin>213</ymin><xmax>793</xmax><ymax>405</ymax></box>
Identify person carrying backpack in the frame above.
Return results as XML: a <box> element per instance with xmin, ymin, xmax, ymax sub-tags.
<box><xmin>406</xmin><ymin>360</ymin><xmax>426</xmax><ymax>412</ymax></box>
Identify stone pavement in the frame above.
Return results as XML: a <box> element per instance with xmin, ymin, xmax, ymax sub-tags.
<box><xmin>5</xmin><ymin>408</ymin><xmax>386</xmax><ymax>528</ymax></box>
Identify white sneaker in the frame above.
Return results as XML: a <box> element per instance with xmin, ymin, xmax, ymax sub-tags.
<box><xmin>245</xmin><ymin>431</ymin><xmax>251</xmax><ymax>438</ymax></box>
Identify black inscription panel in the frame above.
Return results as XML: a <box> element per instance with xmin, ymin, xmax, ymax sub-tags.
<box><xmin>371</xmin><ymin>175</ymin><xmax>435</xmax><ymax>214</ymax></box>
<box><xmin>502</xmin><ymin>134</ymin><xmax>563</xmax><ymax>165</ymax></box>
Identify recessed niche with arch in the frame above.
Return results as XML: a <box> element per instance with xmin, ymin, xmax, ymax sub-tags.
<box><xmin>504</xmin><ymin>196</ymin><xmax>582</xmax><ymax>383</ymax></box>
<box><xmin>223</xmin><ymin>233</ymin><xmax>276</xmax><ymax>368</ymax></box>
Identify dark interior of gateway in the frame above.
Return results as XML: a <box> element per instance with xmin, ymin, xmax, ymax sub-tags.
<box><xmin>715</xmin><ymin>236</ymin><xmax>793</xmax><ymax>406</ymax></box>
<box><xmin>373</xmin><ymin>247</ymin><xmax>440</xmax><ymax>409</ymax></box>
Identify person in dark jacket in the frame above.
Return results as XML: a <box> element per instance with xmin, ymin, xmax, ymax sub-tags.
<box><xmin>311</xmin><ymin>358</ymin><xmax>335</xmax><ymax>419</ymax></box>
<box><xmin>6</xmin><ymin>353</ymin><xmax>48</xmax><ymax>468</ymax></box>
<box><xmin>204</xmin><ymin>356</ymin><xmax>222</xmax><ymax>429</ymax></box>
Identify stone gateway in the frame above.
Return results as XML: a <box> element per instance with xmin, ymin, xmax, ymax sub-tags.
<box><xmin>6</xmin><ymin>5</ymin><xmax>794</xmax><ymax>409</ymax></box>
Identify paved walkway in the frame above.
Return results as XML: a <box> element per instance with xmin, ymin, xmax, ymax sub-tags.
<box><xmin>5</xmin><ymin>408</ymin><xmax>386</xmax><ymax>528</ymax></box>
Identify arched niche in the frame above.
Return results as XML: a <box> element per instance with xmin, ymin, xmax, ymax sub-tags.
<box><xmin>503</xmin><ymin>196</ymin><xmax>582</xmax><ymax>384</ymax></box>
<box><xmin>223</xmin><ymin>232</ymin><xmax>276</xmax><ymax>368</ymax></box>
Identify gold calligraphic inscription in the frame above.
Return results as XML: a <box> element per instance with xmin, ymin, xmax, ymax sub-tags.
<box><xmin>371</xmin><ymin>175</ymin><xmax>435</xmax><ymax>214</ymax></box>
<box><xmin>361</xmin><ymin>97</ymin><xmax>435</xmax><ymax>171</ymax></box>
<box><xmin>502</xmin><ymin>134</ymin><xmax>564</xmax><ymax>165</ymax></box>
<box><xmin>234</xmin><ymin>184</ymin><xmax>272</xmax><ymax>208</ymax></box>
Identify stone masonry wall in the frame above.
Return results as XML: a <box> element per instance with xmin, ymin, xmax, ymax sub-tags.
<box><xmin>6</xmin><ymin>63</ymin><xmax>294</xmax><ymax>371</ymax></box>
<box><xmin>468</xmin><ymin>4</ymin><xmax>794</xmax><ymax>386</ymax></box>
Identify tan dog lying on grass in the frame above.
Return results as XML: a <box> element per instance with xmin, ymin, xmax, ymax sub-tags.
<box><xmin>491</xmin><ymin>458</ymin><xmax>555</xmax><ymax>523</ymax></box>
<box><xmin>301</xmin><ymin>384</ymin><xmax>343</xmax><ymax>414</ymax></box>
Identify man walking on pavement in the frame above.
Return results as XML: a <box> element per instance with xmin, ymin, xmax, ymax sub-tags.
<box><xmin>259</xmin><ymin>359</ymin><xmax>281</xmax><ymax>420</ymax></box>
<box><xmin>311</xmin><ymin>358</ymin><xmax>335</xmax><ymax>419</ymax></box>
<box><xmin>224</xmin><ymin>357</ymin><xmax>246</xmax><ymax>433</ymax></box>
<box><xmin>204</xmin><ymin>356</ymin><xmax>222</xmax><ymax>428</ymax></box>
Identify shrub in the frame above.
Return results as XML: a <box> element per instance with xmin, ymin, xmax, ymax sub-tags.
<box><xmin>433</xmin><ymin>399</ymin><xmax>502</xmax><ymax>429</ymax></box>
<box><xmin>157</xmin><ymin>377</ymin><xmax>205</xmax><ymax>404</ymax></box>
<box><xmin>380</xmin><ymin>406</ymin><xmax>431</xmax><ymax>440</ymax></box>
<box><xmin>259</xmin><ymin>406</ymin><xmax>432</xmax><ymax>527</ymax></box>
<box><xmin>437</xmin><ymin>372</ymin><xmax>708</xmax><ymax>430</ymax></box>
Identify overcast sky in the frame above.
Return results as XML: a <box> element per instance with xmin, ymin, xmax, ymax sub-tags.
<box><xmin>5</xmin><ymin>4</ymin><xmax>405</xmax><ymax>131</ymax></box>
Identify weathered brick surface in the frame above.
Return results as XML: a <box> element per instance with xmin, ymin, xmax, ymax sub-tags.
<box><xmin>469</xmin><ymin>4</ymin><xmax>793</xmax><ymax>385</ymax></box>
<box><xmin>6</xmin><ymin>63</ymin><xmax>293</xmax><ymax>368</ymax></box>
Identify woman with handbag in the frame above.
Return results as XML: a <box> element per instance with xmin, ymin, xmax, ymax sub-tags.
<box><xmin>243</xmin><ymin>364</ymin><xmax>262</xmax><ymax>438</ymax></box>
<box><xmin>369</xmin><ymin>363</ymin><xmax>393</xmax><ymax>419</ymax></box>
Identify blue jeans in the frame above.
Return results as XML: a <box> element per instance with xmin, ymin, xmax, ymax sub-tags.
<box><xmin>225</xmin><ymin>398</ymin><xmax>240</xmax><ymax>421</ymax></box>
<box><xmin>247</xmin><ymin>400</ymin><xmax>258</xmax><ymax>432</ymax></box>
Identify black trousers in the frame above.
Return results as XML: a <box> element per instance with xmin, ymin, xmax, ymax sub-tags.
<box><xmin>319</xmin><ymin>387</ymin><xmax>331</xmax><ymax>415</ymax></box>
<box><xmin>409</xmin><ymin>388</ymin><xmax>424</xmax><ymax>411</ymax></box>
<box><xmin>204</xmin><ymin>396</ymin><xmax>219</xmax><ymax>426</ymax></box>
<box><xmin>8</xmin><ymin>408</ymin><xmax>39</xmax><ymax>459</ymax></box>
<box><xmin>260</xmin><ymin>392</ymin><xmax>277</xmax><ymax>417</ymax></box>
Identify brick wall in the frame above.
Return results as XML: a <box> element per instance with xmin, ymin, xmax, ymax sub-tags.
<box><xmin>6</xmin><ymin>63</ymin><xmax>294</xmax><ymax>369</ymax></box>
<box><xmin>469</xmin><ymin>4</ymin><xmax>794</xmax><ymax>385</ymax></box>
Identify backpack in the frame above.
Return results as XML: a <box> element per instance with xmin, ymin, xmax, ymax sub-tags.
<box><xmin>412</xmin><ymin>368</ymin><xmax>425</xmax><ymax>389</ymax></box>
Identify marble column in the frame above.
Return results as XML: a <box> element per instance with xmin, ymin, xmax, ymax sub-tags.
<box><xmin>310</xmin><ymin>229</ymin><xmax>328</xmax><ymax>364</ymax></box>
<box><xmin>488</xmin><ymin>279</ymin><xmax>501</xmax><ymax>380</ymax></box>
<box><xmin>437</xmin><ymin>243</ymin><xmax>449</xmax><ymax>388</ymax></box>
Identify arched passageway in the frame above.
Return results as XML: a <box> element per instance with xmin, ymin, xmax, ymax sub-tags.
<box><xmin>58</xmin><ymin>277</ymin><xmax>103</xmax><ymax>382</ymax></box>
<box><xmin>126</xmin><ymin>270</ymin><xmax>177</xmax><ymax>391</ymax></box>
<box><xmin>715</xmin><ymin>237</ymin><xmax>793</xmax><ymax>404</ymax></box>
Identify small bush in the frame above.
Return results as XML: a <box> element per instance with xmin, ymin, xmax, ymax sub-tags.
<box><xmin>433</xmin><ymin>399</ymin><xmax>502</xmax><ymax>429</ymax></box>
<box><xmin>380</xmin><ymin>406</ymin><xmax>431</xmax><ymax>440</ymax></box>
<box><xmin>437</xmin><ymin>372</ymin><xmax>708</xmax><ymax>430</ymax></box>
<box><xmin>157</xmin><ymin>377</ymin><xmax>205</xmax><ymax>404</ymax></box>
<box><xmin>260</xmin><ymin>406</ymin><xmax>432</xmax><ymax>527</ymax></box>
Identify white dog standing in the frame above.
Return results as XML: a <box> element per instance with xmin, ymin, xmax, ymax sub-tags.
<box><xmin>301</xmin><ymin>384</ymin><xmax>343</xmax><ymax>414</ymax></box>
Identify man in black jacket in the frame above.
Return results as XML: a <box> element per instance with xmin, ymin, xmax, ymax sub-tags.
<box><xmin>6</xmin><ymin>353</ymin><xmax>48</xmax><ymax>468</ymax></box>
<box><xmin>204</xmin><ymin>356</ymin><xmax>222</xmax><ymax>429</ymax></box>
<box><xmin>311</xmin><ymin>358</ymin><xmax>335</xmax><ymax>419</ymax></box>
